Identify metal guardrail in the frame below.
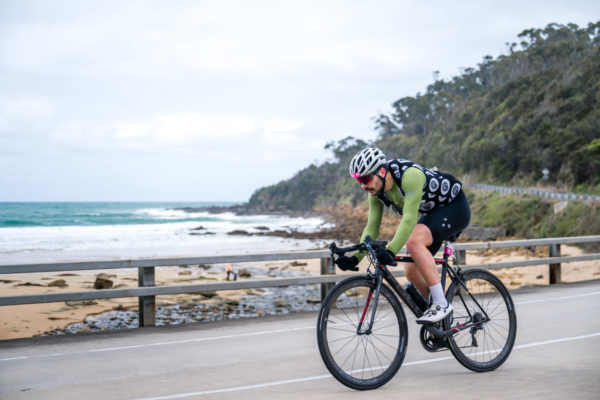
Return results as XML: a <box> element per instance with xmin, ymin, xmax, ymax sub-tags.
<box><xmin>1</xmin><ymin>235</ymin><xmax>599</xmax><ymax>328</ymax></box>
<box><xmin>465</xmin><ymin>183</ymin><xmax>600</xmax><ymax>201</ymax></box>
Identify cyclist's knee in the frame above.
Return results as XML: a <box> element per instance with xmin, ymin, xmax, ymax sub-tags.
<box><xmin>406</xmin><ymin>225</ymin><xmax>433</xmax><ymax>253</ymax></box>
<box><xmin>406</xmin><ymin>237</ymin><xmax>427</xmax><ymax>254</ymax></box>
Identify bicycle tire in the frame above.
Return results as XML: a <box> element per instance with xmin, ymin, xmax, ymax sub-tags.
<box><xmin>444</xmin><ymin>269</ymin><xmax>517</xmax><ymax>372</ymax></box>
<box><xmin>317</xmin><ymin>276</ymin><xmax>408</xmax><ymax>390</ymax></box>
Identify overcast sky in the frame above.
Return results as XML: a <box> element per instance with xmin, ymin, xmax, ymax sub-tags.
<box><xmin>1</xmin><ymin>1</ymin><xmax>598</xmax><ymax>202</ymax></box>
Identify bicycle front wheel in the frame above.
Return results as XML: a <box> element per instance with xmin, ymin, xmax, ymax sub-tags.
<box><xmin>445</xmin><ymin>269</ymin><xmax>517</xmax><ymax>372</ymax></box>
<box><xmin>317</xmin><ymin>276</ymin><xmax>408</xmax><ymax>390</ymax></box>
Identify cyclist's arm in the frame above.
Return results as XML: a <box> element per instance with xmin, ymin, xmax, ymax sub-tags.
<box><xmin>387</xmin><ymin>167</ymin><xmax>426</xmax><ymax>255</ymax></box>
<box><xmin>353</xmin><ymin>194</ymin><xmax>383</xmax><ymax>261</ymax></box>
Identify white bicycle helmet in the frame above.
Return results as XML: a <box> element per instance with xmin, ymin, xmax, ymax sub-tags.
<box><xmin>349</xmin><ymin>147</ymin><xmax>387</xmax><ymax>177</ymax></box>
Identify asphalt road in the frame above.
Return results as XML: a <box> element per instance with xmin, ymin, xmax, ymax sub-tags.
<box><xmin>1</xmin><ymin>279</ymin><xmax>599</xmax><ymax>400</ymax></box>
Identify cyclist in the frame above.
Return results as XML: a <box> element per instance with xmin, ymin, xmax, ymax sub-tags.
<box><xmin>335</xmin><ymin>147</ymin><xmax>470</xmax><ymax>324</ymax></box>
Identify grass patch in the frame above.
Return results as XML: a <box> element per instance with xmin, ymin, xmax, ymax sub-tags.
<box><xmin>466</xmin><ymin>189</ymin><xmax>600</xmax><ymax>251</ymax></box>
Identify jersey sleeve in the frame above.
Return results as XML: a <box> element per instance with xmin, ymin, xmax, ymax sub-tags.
<box><xmin>387</xmin><ymin>167</ymin><xmax>426</xmax><ymax>254</ymax></box>
<box><xmin>353</xmin><ymin>194</ymin><xmax>383</xmax><ymax>261</ymax></box>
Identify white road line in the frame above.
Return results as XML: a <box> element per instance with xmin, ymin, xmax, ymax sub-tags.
<box><xmin>131</xmin><ymin>356</ymin><xmax>458</xmax><ymax>400</ymax></box>
<box><xmin>130</xmin><ymin>332</ymin><xmax>600</xmax><ymax>400</ymax></box>
<box><xmin>1</xmin><ymin>290</ymin><xmax>598</xmax><ymax>362</ymax></box>
<box><xmin>514</xmin><ymin>291</ymin><xmax>600</xmax><ymax>305</ymax></box>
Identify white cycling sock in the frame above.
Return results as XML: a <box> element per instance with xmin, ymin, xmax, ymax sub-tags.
<box><xmin>429</xmin><ymin>283</ymin><xmax>448</xmax><ymax>307</ymax></box>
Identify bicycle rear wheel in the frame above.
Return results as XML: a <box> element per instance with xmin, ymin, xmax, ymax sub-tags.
<box><xmin>317</xmin><ymin>276</ymin><xmax>408</xmax><ymax>390</ymax></box>
<box><xmin>444</xmin><ymin>269</ymin><xmax>517</xmax><ymax>372</ymax></box>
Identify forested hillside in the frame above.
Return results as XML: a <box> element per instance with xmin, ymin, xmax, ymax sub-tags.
<box><xmin>248</xmin><ymin>22</ymin><xmax>600</xmax><ymax>213</ymax></box>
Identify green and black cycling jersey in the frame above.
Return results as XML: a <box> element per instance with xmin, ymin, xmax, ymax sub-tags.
<box><xmin>355</xmin><ymin>159</ymin><xmax>463</xmax><ymax>259</ymax></box>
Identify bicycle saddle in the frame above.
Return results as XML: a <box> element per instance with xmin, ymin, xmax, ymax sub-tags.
<box><xmin>447</xmin><ymin>231</ymin><xmax>463</xmax><ymax>242</ymax></box>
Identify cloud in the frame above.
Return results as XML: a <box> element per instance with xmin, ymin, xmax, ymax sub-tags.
<box><xmin>0</xmin><ymin>95</ymin><xmax>55</xmax><ymax>133</ymax></box>
<box><xmin>19</xmin><ymin>111</ymin><xmax>314</xmax><ymax>173</ymax></box>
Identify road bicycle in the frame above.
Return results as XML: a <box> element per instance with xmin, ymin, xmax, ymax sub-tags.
<box><xmin>316</xmin><ymin>235</ymin><xmax>517</xmax><ymax>390</ymax></box>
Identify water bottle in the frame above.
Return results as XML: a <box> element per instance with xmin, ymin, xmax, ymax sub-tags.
<box><xmin>405</xmin><ymin>282</ymin><xmax>428</xmax><ymax>312</ymax></box>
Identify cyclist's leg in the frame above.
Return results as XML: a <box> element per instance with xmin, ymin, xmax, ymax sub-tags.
<box><xmin>405</xmin><ymin>224</ymin><xmax>438</xmax><ymax>298</ymax></box>
<box><xmin>404</xmin><ymin>261</ymin><xmax>430</xmax><ymax>299</ymax></box>
<box><xmin>411</xmin><ymin>195</ymin><xmax>470</xmax><ymax>323</ymax></box>
<box><xmin>408</xmin><ymin>225</ymin><xmax>454</xmax><ymax>324</ymax></box>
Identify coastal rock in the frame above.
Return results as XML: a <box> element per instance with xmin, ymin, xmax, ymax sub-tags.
<box><xmin>238</xmin><ymin>268</ymin><xmax>251</xmax><ymax>278</ymax></box>
<box><xmin>179</xmin><ymin>302</ymin><xmax>197</xmax><ymax>310</ymax></box>
<box><xmin>262</xmin><ymin>229</ymin><xmax>293</xmax><ymax>238</ymax></box>
<box><xmin>48</xmin><ymin>279</ymin><xmax>68</xmax><ymax>288</ymax></box>
<box><xmin>66</xmin><ymin>300</ymin><xmax>98</xmax><ymax>306</ymax></box>
<box><xmin>224</xmin><ymin>297</ymin><xmax>242</xmax><ymax>306</ymax></box>
<box><xmin>289</xmin><ymin>261</ymin><xmax>307</xmax><ymax>267</ymax></box>
<box><xmin>227</xmin><ymin>229</ymin><xmax>250</xmax><ymax>235</ymax></box>
<box><xmin>274</xmin><ymin>298</ymin><xmax>289</xmax><ymax>308</ymax></box>
<box><xmin>94</xmin><ymin>275</ymin><xmax>114</xmax><ymax>289</ymax></box>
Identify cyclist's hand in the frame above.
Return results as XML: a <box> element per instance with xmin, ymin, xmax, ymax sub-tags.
<box><xmin>336</xmin><ymin>255</ymin><xmax>359</xmax><ymax>271</ymax></box>
<box><xmin>376</xmin><ymin>248</ymin><xmax>397</xmax><ymax>266</ymax></box>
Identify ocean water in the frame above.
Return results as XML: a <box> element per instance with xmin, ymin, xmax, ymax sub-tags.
<box><xmin>0</xmin><ymin>202</ymin><xmax>331</xmax><ymax>264</ymax></box>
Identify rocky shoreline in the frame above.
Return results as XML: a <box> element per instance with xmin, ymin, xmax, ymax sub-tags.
<box><xmin>53</xmin><ymin>285</ymin><xmax>323</xmax><ymax>335</ymax></box>
<box><xmin>48</xmin><ymin>264</ymin><xmax>322</xmax><ymax>336</ymax></box>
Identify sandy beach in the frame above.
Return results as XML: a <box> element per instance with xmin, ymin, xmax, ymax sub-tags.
<box><xmin>1</xmin><ymin>242</ymin><xmax>599</xmax><ymax>340</ymax></box>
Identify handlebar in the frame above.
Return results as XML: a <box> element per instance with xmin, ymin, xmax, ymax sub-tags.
<box><xmin>329</xmin><ymin>236</ymin><xmax>396</xmax><ymax>267</ymax></box>
<box><xmin>329</xmin><ymin>235</ymin><xmax>385</xmax><ymax>255</ymax></box>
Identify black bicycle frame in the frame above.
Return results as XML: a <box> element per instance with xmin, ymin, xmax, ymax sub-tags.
<box><xmin>356</xmin><ymin>241</ymin><xmax>491</xmax><ymax>338</ymax></box>
<box><xmin>368</xmin><ymin>244</ymin><xmax>455</xmax><ymax>320</ymax></box>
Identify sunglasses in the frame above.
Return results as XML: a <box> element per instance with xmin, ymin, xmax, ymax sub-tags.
<box><xmin>355</xmin><ymin>174</ymin><xmax>374</xmax><ymax>185</ymax></box>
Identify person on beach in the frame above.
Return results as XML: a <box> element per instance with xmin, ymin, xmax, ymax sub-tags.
<box><xmin>225</xmin><ymin>263</ymin><xmax>237</xmax><ymax>281</ymax></box>
<box><xmin>334</xmin><ymin>147</ymin><xmax>470</xmax><ymax>324</ymax></box>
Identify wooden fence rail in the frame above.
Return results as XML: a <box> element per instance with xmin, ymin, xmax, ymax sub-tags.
<box><xmin>1</xmin><ymin>235</ymin><xmax>599</xmax><ymax>327</ymax></box>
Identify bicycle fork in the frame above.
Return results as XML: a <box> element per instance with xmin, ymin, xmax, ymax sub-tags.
<box><xmin>356</xmin><ymin>271</ymin><xmax>384</xmax><ymax>335</ymax></box>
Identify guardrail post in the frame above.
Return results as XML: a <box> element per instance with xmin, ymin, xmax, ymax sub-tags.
<box><xmin>320</xmin><ymin>257</ymin><xmax>334</xmax><ymax>302</ymax></box>
<box><xmin>549</xmin><ymin>244</ymin><xmax>561</xmax><ymax>284</ymax></box>
<box><xmin>138</xmin><ymin>267</ymin><xmax>156</xmax><ymax>327</ymax></box>
<box><xmin>455</xmin><ymin>249</ymin><xmax>466</xmax><ymax>265</ymax></box>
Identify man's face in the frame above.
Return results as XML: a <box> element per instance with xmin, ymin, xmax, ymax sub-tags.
<box><xmin>357</xmin><ymin>169</ymin><xmax>385</xmax><ymax>195</ymax></box>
